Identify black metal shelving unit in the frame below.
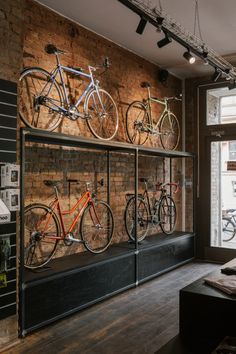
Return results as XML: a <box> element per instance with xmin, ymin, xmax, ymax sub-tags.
<box><xmin>19</xmin><ymin>128</ymin><xmax>195</xmax><ymax>336</ymax></box>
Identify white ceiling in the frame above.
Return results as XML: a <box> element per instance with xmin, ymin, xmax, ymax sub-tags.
<box><xmin>36</xmin><ymin>0</ymin><xmax>236</xmax><ymax>79</ymax></box>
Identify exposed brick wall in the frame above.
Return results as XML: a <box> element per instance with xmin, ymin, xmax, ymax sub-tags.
<box><xmin>1</xmin><ymin>0</ymin><xmax>184</xmax><ymax>255</ymax></box>
<box><xmin>24</xmin><ymin>142</ymin><xmax>183</xmax><ymax>258</ymax></box>
<box><xmin>0</xmin><ymin>0</ymin><xmax>24</xmax><ymax>82</ymax></box>
<box><xmin>20</xmin><ymin>0</ymin><xmax>182</xmax><ymax>146</ymax></box>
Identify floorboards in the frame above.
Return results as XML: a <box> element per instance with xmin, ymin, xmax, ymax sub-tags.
<box><xmin>3</xmin><ymin>261</ymin><xmax>219</xmax><ymax>354</ymax></box>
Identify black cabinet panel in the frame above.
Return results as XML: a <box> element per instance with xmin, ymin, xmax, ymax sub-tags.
<box><xmin>138</xmin><ymin>234</ymin><xmax>194</xmax><ymax>282</ymax></box>
<box><xmin>24</xmin><ymin>253</ymin><xmax>135</xmax><ymax>332</ymax></box>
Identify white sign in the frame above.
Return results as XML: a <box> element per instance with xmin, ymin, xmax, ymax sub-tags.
<box><xmin>0</xmin><ymin>199</ymin><xmax>10</xmax><ymax>223</ymax></box>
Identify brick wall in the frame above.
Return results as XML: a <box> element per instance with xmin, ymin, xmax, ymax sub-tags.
<box><xmin>0</xmin><ymin>0</ymin><xmax>183</xmax><ymax>255</ymax></box>
<box><xmin>0</xmin><ymin>0</ymin><xmax>24</xmax><ymax>82</ymax></box>
<box><xmin>20</xmin><ymin>0</ymin><xmax>182</xmax><ymax>145</ymax></box>
<box><xmin>18</xmin><ymin>0</ymin><xmax>184</xmax><ymax>258</ymax></box>
<box><xmin>24</xmin><ymin>142</ymin><xmax>183</xmax><ymax>257</ymax></box>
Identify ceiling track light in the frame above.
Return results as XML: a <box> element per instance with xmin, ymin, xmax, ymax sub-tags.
<box><xmin>118</xmin><ymin>0</ymin><xmax>236</xmax><ymax>82</ymax></box>
<box><xmin>157</xmin><ymin>32</ymin><xmax>172</xmax><ymax>48</ymax></box>
<box><xmin>136</xmin><ymin>17</ymin><xmax>147</xmax><ymax>34</ymax></box>
<box><xmin>212</xmin><ymin>68</ymin><xmax>222</xmax><ymax>82</ymax></box>
<box><xmin>183</xmin><ymin>49</ymin><xmax>196</xmax><ymax>64</ymax></box>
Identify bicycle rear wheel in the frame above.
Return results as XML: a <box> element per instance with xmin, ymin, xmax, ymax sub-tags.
<box><xmin>85</xmin><ymin>88</ymin><xmax>118</xmax><ymax>140</ymax></box>
<box><xmin>80</xmin><ymin>200</ymin><xmax>114</xmax><ymax>253</ymax></box>
<box><xmin>126</xmin><ymin>101</ymin><xmax>150</xmax><ymax>145</ymax></box>
<box><xmin>124</xmin><ymin>196</ymin><xmax>149</xmax><ymax>242</ymax></box>
<box><xmin>24</xmin><ymin>203</ymin><xmax>60</xmax><ymax>269</ymax></box>
<box><xmin>159</xmin><ymin>195</ymin><xmax>176</xmax><ymax>234</ymax></box>
<box><xmin>160</xmin><ymin>112</ymin><xmax>180</xmax><ymax>151</ymax></box>
<box><xmin>222</xmin><ymin>218</ymin><xmax>235</xmax><ymax>242</ymax></box>
<box><xmin>19</xmin><ymin>67</ymin><xmax>63</xmax><ymax>131</ymax></box>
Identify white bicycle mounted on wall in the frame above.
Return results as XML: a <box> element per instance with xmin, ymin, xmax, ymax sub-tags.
<box><xmin>19</xmin><ymin>44</ymin><xmax>119</xmax><ymax>141</ymax></box>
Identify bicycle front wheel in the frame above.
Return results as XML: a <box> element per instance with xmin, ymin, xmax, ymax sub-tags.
<box><xmin>126</xmin><ymin>101</ymin><xmax>150</xmax><ymax>145</ymax></box>
<box><xmin>159</xmin><ymin>196</ymin><xmax>176</xmax><ymax>234</ymax></box>
<box><xmin>80</xmin><ymin>200</ymin><xmax>114</xmax><ymax>253</ymax></box>
<box><xmin>24</xmin><ymin>203</ymin><xmax>60</xmax><ymax>269</ymax></box>
<box><xmin>222</xmin><ymin>218</ymin><xmax>235</xmax><ymax>242</ymax></box>
<box><xmin>160</xmin><ymin>112</ymin><xmax>180</xmax><ymax>151</ymax></box>
<box><xmin>85</xmin><ymin>89</ymin><xmax>118</xmax><ymax>140</ymax></box>
<box><xmin>124</xmin><ymin>196</ymin><xmax>149</xmax><ymax>242</ymax></box>
<box><xmin>19</xmin><ymin>67</ymin><xmax>63</xmax><ymax>131</ymax></box>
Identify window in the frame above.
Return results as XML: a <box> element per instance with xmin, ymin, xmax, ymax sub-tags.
<box><xmin>220</xmin><ymin>95</ymin><xmax>236</xmax><ymax>124</ymax></box>
<box><xmin>229</xmin><ymin>141</ymin><xmax>236</xmax><ymax>160</ymax></box>
<box><xmin>207</xmin><ymin>87</ymin><xmax>236</xmax><ymax>125</ymax></box>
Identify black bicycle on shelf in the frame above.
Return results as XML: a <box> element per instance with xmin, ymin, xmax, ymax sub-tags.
<box><xmin>124</xmin><ymin>178</ymin><xmax>179</xmax><ymax>242</ymax></box>
<box><xmin>222</xmin><ymin>209</ymin><xmax>236</xmax><ymax>242</ymax></box>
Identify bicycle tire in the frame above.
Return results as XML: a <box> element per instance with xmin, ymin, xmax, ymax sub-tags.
<box><xmin>126</xmin><ymin>101</ymin><xmax>150</xmax><ymax>145</ymax></box>
<box><xmin>24</xmin><ymin>203</ymin><xmax>60</xmax><ymax>269</ymax></box>
<box><xmin>222</xmin><ymin>217</ymin><xmax>235</xmax><ymax>242</ymax></box>
<box><xmin>19</xmin><ymin>67</ymin><xmax>63</xmax><ymax>131</ymax></box>
<box><xmin>80</xmin><ymin>200</ymin><xmax>114</xmax><ymax>253</ymax></box>
<box><xmin>124</xmin><ymin>196</ymin><xmax>149</xmax><ymax>242</ymax></box>
<box><xmin>160</xmin><ymin>112</ymin><xmax>180</xmax><ymax>151</ymax></box>
<box><xmin>85</xmin><ymin>88</ymin><xmax>118</xmax><ymax>140</ymax></box>
<box><xmin>159</xmin><ymin>195</ymin><xmax>176</xmax><ymax>234</ymax></box>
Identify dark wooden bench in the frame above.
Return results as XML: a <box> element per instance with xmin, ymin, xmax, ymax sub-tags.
<box><xmin>157</xmin><ymin>259</ymin><xmax>236</xmax><ymax>354</ymax></box>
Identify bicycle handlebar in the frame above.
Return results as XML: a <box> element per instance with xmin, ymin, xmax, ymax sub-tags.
<box><xmin>156</xmin><ymin>182</ymin><xmax>179</xmax><ymax>194</ymax></box>
<box><xmin>139</xmin><ymin>178</ymin><xmax>179</xmax><ymax>194</ymax></box>
<box><xmin>164</xmin><ymin>95</ymin><xmax>182</xmax><ymax>102</ymax></box>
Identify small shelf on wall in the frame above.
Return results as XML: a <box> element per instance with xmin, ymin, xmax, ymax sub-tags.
<box><xmin>20</xmin><ymin>128</ymin><xmax>196</xmax><ymax>336</ymax></box>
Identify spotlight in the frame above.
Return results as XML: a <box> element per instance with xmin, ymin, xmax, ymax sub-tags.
<box><xmin>157</xmin><ymin>33</ymin><xmax>172</xmax><ymax>48</ymax></box>
<box><xmin>156</xmin><ymin>16</ymin><xmax>164</xmax><ymax>32</ymax></box>
<box><xmin>183</xmin><ymin>50</ymin><xmax>196</xmax><ymax>64</ymax></box>
<box><xmin>224</xmin><ymin>68</ymin><xmax>231</xmax><ymax>81</ymax></box>
<box><xmin>136</xmin><ymin>17</ymin><xmax>147</xmax><ymax>35</ymax></box>
<box><xmin>202</xmin><ymin>51</ymin><xmax>208</xmax><ymax>65</ymax></box>
<box><xmin>156</xmin><ymin>16</ymin><xmax>164</xmax><ymax>26</ymax></box>
<box><xmin>212</xmin><ymin>68</ymin><xmax>221</xmax><ymax>82</ymax></box>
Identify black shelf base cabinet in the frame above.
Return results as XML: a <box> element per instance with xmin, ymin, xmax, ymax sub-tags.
<box><xmin>21</xmin><ymin>232</ymin><xmax>194</xmax><ymax>335</ymax></box>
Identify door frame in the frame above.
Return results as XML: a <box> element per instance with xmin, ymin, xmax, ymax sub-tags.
<box><xmin>197</xmin><ymin>83</ymin><xmax>236</xmax><ymax>262</ymax></box>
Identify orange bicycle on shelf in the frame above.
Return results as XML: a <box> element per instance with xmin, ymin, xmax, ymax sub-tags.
<box><xmin>24</xmin><ymin>179</ymin><xmax>114</xmax><ymax>269</ymax></box>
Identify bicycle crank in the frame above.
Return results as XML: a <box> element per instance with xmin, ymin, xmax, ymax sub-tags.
<box><xmin>64</xmin><ymin>233</ymin><xmax>85</xmax><ymax>246</ymax></box>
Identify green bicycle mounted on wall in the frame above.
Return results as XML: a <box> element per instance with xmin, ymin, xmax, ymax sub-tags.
<box><xmin>19</xmin><ymin>44</ymin><xmax>119</xmax><ymax>141</ymax></box>
<box><xmin>126</xmin><ymin>82</ymin><xmax>181</xmax><ymax>150</ymax></box>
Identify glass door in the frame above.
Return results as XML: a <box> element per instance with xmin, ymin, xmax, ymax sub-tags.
<box><xmin>197</xmin><ymin>83</ymin><xmax>236</xmax><ymax>262</ymax></box>
<box><xmin>211</xmin><ymin>140</ymin><xmax>236</xmax><ymax>249</ymax></box>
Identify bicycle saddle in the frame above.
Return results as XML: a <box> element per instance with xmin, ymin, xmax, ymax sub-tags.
<box><xmin>139</xmin><ymin>177</ymin><xmax>148</xmax><ymax>183</ymax></box>
<box><xmin>141</xmin><ymin>81</ymin><xmax>151</xmax><ymax>88</ymax></box>
<box><xmin>43</xmin><ymin>180</ymin><xmax>62</xmax><ymax>187</ymax></box>
<box><xmin>45</xmin><ymin>44</ymin><xmax>65</xmax><ymax>55</ymax></box>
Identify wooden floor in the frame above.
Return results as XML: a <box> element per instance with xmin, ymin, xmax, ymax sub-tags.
<box><xmin>3</xmin><ymin>261</ymin><xmax>219</xmax><ymax>354</ymax></box>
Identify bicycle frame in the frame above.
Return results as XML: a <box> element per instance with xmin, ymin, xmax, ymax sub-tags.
<box><xmin>141</xmin><ymin>185</ymin><xmax>164</xmax><ymax>219</ymax></box>
<box><xmin>145</xmin><ymin>87</ymin><xmax>168</xmax><ymax>130</ymax></box>
<box><xmin>40</xmin><ymin>190</ymin><xmax>98</xmax><ymax>240</ymax></box>
<box><xmin>38</xmin><ymin>53</ymin><xmax>105</xmax><ymax>115</ymax></box>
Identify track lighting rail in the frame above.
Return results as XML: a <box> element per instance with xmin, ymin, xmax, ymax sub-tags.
<box><xmin>118</xmin><ymin>0</ymin><xmax>236</xmax><ymax>82</ymax></box>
